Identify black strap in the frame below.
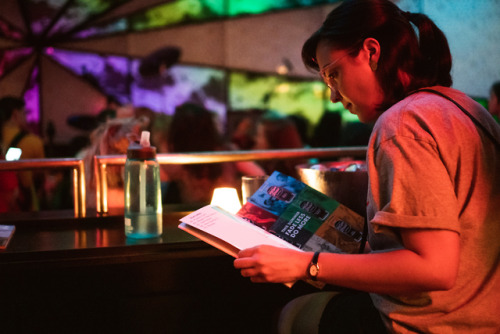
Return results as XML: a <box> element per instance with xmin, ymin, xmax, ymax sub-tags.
<box><xmin>412</xmin><ymin>88</ymin><xmax>500</xmax><ymax>151</ymax></box>
<box><xmin>8</xmin><ymin>130</ymin><xmax>28</xmax><ymax>148</ymax></box>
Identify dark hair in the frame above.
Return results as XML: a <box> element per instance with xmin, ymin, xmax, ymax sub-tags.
<box><xmin>302</xmin><ymin>0</ymin><xmax>452</xmax><ymax>111</ymax></box>
<box><xmin>0</xmin><ymin>96</ymin><xmax>25</xmax><ymax>143</ymax></box>
<box><xmin>259</xmin><ymin>116</ymin><xmax>303</xmax><ymax>150</ymax></box>
<box><xmin>491</xmin><ymin>81</ymin><xmax>500</xmax><ymax>100</ymax></box>
<box><xmin>0</xmin><ymin>96</ymin><xmax>25</xmax><ymax>122</ymax></box>
<box><xmin>168</xmin><ymin>103</ymin><xmax>224</xmax><ymax>180</ymax></box>
<box><xmin>168</xmin><ymin>103</ymin><xmax>223</xmax><ymax>153</ymax></box>
<box><xmin>287</xmin><ymin>114</ymin><xmax>309</xmax><ymax>145</ymax></box>
<box><xmin>257</xmin><ymin>115</ymin><xmax>305</xmax><ymax>178</ymax></box>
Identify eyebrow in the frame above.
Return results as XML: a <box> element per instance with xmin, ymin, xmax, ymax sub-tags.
<box><xmin>319</xmin><ymin>46</ymin><xmax>360</xmax><ymax>77</ymax></box>
<box><xmin>320</xmin><ymin>53</ymin><xmax>348</xmax><ymax>78</ymax></box>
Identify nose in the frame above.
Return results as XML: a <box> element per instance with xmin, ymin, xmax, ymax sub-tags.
<box><xmin>329</xmin><ymin>87</ymin><xmax>342</xmax><ymax>103</ymax></box>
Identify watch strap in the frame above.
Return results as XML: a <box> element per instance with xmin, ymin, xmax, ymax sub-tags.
<box><xmin>312</xmin><ymin>251</ymin><xmax>320</xmax><ymax>265</ymax></box>
<box><xmin>309</xmin><ymin>251</ymin><xmax>320</xmax><ymax>281</ymax></box>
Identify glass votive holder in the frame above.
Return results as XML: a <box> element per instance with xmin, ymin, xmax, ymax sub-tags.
<box><xmin>210</xmin><ymin>187</ymin><xmax>242</xmax><ymax>214</ymax></box>
<box><xmin>241</xmin><ymin>175</ymin><xmax>269</xmax><ymax>205</ymax></box>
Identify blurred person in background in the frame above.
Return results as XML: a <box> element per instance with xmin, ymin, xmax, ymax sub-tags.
<box><xmin>0</xmin><ymin>96</ymin><xmax>45</xmax><ymax>211</ymax></box>
<box><xmin>253</xmin><ymin>112</ymin><xmax>307</xmax><ymax>179</ymax></box>
<box><xmin>488</xmin><ymin>81</ymin><xmax>500</xmax><ymax>123</ymax></box>
<box><xmin>231</xmin><ymin>116</ymin><xmax>257</xmax><ymax>150</ymax></box>
<box><xmin>288</xmin><ymin>114</ymin><xmax>310</xmax><ymax>147</ymax></box>
<box><xmin>82</xmin><ymin>116</ymin><xmax>149</xmax><ymax>211</ymax></box>
<box><xmin>163</xmin><ymin>103</ymin><xmax>265</xmax><ymax>205</ymax></box>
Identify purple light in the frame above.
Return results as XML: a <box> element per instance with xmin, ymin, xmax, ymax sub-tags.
<box><xmin>24</xmin><ymin>66</ymin><xmax>40</xmax><ymax>125</ymax></box>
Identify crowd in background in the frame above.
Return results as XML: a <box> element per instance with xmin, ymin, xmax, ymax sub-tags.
<box><xmin>1</xmin><ymin>79</ymin><xmax>499</xmax><ymax>213</ymax></box>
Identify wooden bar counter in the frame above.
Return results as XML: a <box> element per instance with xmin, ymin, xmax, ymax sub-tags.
<box><xmin>0</xmin><ymin>208</ymin><xmax>303</xmax><ymax>334</ymax></box>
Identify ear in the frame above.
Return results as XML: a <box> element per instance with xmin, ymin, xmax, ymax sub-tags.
<box><xmin>362</xmin><ymin>38</ymin><xmax>381</xmax><ymax>66</ymax></box>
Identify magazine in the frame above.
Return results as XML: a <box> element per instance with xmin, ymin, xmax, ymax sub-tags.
<box><xmin>179</xmin><ymin>171</ymin><xmax>365</xmax><ymax>259</ymax></box>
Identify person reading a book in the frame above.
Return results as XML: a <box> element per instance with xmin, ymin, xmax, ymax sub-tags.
<box><xmin>0</xmin><ymin>96</ymin><xmax>45</xmax><ymax>211</ymax></box>
<box><xmin>233</xmin><ymin>0</ymin><xmax>500</xmax><ymax>333</ymax></box>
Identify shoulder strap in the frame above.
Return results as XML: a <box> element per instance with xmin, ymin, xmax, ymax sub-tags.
<box><xmin>9</xmin><ymin>130</ymin><xmax>28</xmax><ymax>148</ymax></box>
<box><xmin>413</xmin><ymin>88</ymin><xmax>500</xmax><ymax>151</ymax></box>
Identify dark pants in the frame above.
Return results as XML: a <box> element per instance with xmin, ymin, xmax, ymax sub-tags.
<box><xmin>319</xmin><ymin>291</ymin><xmax>387</xmax><ymax>334</ymax></box>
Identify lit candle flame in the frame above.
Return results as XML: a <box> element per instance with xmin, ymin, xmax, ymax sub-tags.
<box><xmin>210</xmin><ymin>187</ymin><xmax>242</xmax><ymax>214</ymax></box>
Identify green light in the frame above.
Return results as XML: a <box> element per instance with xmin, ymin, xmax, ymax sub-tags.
<box><xmin>131</xmin><ymin>0</ymin><xmax>225</xmax><ymax>30</ymax></box>
<box><xmin>229</xmin><ymin>72</ymin><xmax>326</xmax><ymax>130</ymax></box>
<box><xmin>227</xmin><ymin>0</ymin><xmax>276</xmax><ymax>16</ymax></box>
<box><xmin>129</xmin><ymin>0</ymin><xmax>339</xmax><ymax>30</ymax></box>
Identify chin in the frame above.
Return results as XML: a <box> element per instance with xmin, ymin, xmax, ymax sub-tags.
<box><xmin>357</xmin><ymin>115</ymin><xmax>376</xmax><ymax>125</ymax></box>
<box><xmin>350</xmin><ymin>108</ymin><xmax>364</xmax><ymax>123</ymax></box>
<box><xmin>354</xmin><ymin>108</ymin><xmax>378</xmax><ymax>124</ymax></box>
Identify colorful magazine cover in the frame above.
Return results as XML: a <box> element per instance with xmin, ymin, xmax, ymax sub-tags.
<box><xmin>236</xmin><ymin>171</ymin><xmax>364</xmax><ymax>254</ymax></box>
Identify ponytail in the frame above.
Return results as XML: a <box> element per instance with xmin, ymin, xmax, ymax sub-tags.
<box><xmin>404</xmin><ymin>12</ymin><xmax>452</xmax><ymax>88</ymax></box>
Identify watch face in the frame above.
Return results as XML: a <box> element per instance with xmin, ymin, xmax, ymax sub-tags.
<box><xmin>309</xmin><ymin>264</ymin><xmax>319</xmax><ymax>277</ymax></box>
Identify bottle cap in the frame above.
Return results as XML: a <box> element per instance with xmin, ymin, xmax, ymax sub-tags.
<box><xmin>127</xmin><ymin>131</ymin><xmax>156</xmax><ymax>160</ymax></box>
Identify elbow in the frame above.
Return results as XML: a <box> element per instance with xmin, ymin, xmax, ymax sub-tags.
<box><xmin>435</xmin><ymin>276</ymin><xmax>456</xmax><ymax>291</ymax></box>
<box><xmin>429</xmin><ymin>268</ymin><xmax>458</xmax><ymax>291</ymax></box>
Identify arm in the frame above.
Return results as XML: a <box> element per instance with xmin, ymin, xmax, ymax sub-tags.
<box><xmin>225</xmin><ymin>142</ymin><xmax>267</xmax><ymax>176</ymax></box>
<box><xmin>234</xmin><ymin>228</ymin><xmax>459</xmax><ymax>294</ymax></box>
<box><xmin>235</xmin><ymin>160</ymin><xmax>266</xmax><ymax>176</ymax></box>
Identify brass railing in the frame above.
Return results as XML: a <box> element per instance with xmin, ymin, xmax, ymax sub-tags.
<box><xmin>94</xmin><ymin>147</ymin><xmax>367</xmax><ymax>214</ymax></box>
<box><xmin>0</xmin><ymin>158</ymin><xmax>86</xmax><ymax>217</ymax></box>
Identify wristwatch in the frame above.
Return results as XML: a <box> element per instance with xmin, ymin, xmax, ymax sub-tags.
<box><xmin>307</xmin><ymin>251</ymin><xmax>320</xmax><ymax>281</ymax></box>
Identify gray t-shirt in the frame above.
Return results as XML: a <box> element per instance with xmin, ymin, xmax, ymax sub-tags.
<box><xmin>366</xmin><ymin>86</ymin><xmax>500</xmax><ymax>333</ymax></box>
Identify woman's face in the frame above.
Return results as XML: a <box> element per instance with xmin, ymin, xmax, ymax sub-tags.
<box><xmin>315</xmin><ymin>39</ymin><xmax>384</xmax><ymax>123</ymax></box>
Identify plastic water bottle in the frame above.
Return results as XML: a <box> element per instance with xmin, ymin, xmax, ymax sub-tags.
<box><xmin>124</xmin><ymin>131</ymin><xmax>162</xmax><ymax>238</ymax></box>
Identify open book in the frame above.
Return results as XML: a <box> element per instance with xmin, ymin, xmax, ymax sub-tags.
<box><xmin>179</xmin><ymin>171</ymin><xmax>365</xmax><ymax>286</ymax></box>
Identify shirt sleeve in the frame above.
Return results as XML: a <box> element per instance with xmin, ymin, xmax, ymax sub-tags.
<box><xmin>369</xmin><ymin>135</ymin><xmax>460</xmax><ymax>233</ymax></box>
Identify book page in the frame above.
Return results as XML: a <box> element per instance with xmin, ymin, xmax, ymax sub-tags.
<box><xmin>179</xmin><ymin>206</ymin><xmax>298</xmax><ymax>288</ymax></box>
<box><xmin>179</xmin><ymin>205</ymin><xmax>300</xmax><ymax>252</ymax></box>
<box><xmin>178</xmin><ymin>222</ymin><xmax>240</xmax><ymax>257</ymax></box>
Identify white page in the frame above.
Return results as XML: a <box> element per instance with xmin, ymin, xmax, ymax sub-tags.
<box><xmin>179</xmin><ymin>205</ymin><xmax>300</xmax><ymax>251</ymax></box>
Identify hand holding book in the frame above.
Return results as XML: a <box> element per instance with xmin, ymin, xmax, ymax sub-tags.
<box><xmin>179</xmin><ymin>171</ymin><xmax>366</xmax><ymax>287</ymax></box>
<box><xmin>234</xmin><ymin>244</ymin><xmax>312</xmax><ymax>284</ymax></box>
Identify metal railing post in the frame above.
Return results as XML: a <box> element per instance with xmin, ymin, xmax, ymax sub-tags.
<box><xmin>0</xmin><ymin>158</ymin><xmax>86</xmax><ymax>217</ymax></box>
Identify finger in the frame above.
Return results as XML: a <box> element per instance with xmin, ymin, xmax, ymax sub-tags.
<box><xmin>238</xmin><ymin>268</ymin><xmax>265</xmax><ymax>282</ymax></box>
<box><xmin>237</xmin><ymin>246</ymin><xmax>258</xmax><ymax>258</ymax></box>
<box><xmin>240</xmin><ymin>268</ymin><xmax>258</xmax><ymax>278</ymax></box>
<box><xmin>234</xmin><ymin>256</ymin><xmax>257</xmax><ymax>269</ymax></box>
<box><xmin>250</xmin><ymin>275</ymin><xmax>267</xmax><ymax>283</ymax></box>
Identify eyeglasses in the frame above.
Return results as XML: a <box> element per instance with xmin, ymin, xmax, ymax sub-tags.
<box><xmin>319</xmin><ymin>47</ymin><xmax>359</xmax><ymax>89</ymax></box>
